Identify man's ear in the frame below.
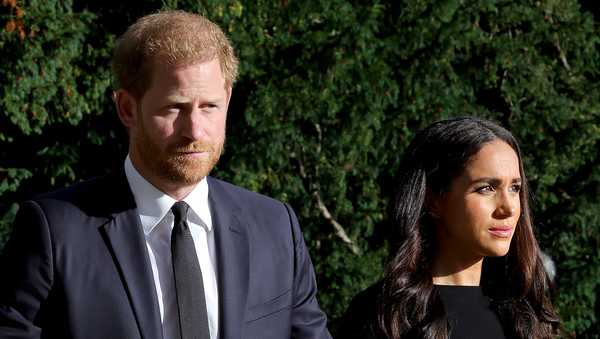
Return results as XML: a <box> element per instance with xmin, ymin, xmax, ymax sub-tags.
<box><xmin>225</xmin><ymin>85</ymin><xmax>233</xmax><ymax>110</ymax></box>
<box><xmin>114</xmin><ymin>89</ymin><xmax>138</xmax><ymax>129</ymax></box>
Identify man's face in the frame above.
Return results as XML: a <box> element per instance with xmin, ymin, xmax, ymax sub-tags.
<box><xmin>127</xmin><ymin>58</ymin><xmax>230</xmax><ymax>193</ymax></box>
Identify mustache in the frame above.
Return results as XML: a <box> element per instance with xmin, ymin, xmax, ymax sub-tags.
<box><xmin>169</xmin><ymin>142</ymin><xmax>215</xmax><ymax>153</ymax></box>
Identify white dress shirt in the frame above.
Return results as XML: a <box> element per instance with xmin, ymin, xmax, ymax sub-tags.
<box><xmin>124</xmin><ymin>156</ymin><xmax>219</xmax><ymax>339</ymax></box>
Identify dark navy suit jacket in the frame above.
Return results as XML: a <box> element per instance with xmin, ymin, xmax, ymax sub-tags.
<box><xmin>0</xmin><ymin>172</ymin><xmax>331</xmax><ymax>339</ymax></box>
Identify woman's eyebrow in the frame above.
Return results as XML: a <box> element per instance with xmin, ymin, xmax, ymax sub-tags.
<box><xmin>469</xmin><ymin>177</ymin><xmax>521</xmax><ymax>185</ymax></box>
<box><xmin>470</xmin><ymin>177</ymin><xmax>501</xmax><ymax>186</ymax></box>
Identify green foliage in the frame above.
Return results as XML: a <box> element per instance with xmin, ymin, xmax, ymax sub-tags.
<box><xmin>1</xmin><ymin>0</ymin><xmax>599</xmax><ymax>336</ymax></box>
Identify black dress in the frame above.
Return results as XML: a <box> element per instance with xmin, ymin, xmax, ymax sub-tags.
<box><xmin>338</xmin><ymin>283</ymin><xmax>507</xmax><ymax>339</ymax></box>
<box><xmin>437</xmin><ymin>285</ymin><xmax>506</xmax><ymax>339</ymax></box>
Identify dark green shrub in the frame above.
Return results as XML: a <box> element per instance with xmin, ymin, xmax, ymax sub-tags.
<box><xmin>1</xmin><ymin>0</ymin><xmax>598</xmax><ymax>336</ymax></box>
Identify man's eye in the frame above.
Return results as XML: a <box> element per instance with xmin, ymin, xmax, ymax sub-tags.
<box><xmin>165</xmin><ymin>104</ymin><xmax>183</xmax><ymax>112</ymax></box>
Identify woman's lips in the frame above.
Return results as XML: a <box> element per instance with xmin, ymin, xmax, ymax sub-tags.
<box><xmin>488</xmin><ymin>227</ymin><xmax>513</xmax><ymax>238</ymax></box>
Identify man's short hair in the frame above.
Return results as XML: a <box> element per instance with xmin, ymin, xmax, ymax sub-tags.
<box><xmin>111</xmin><ymin>10</ymin><xmax>238</xmax><ymax>98</ymax></box>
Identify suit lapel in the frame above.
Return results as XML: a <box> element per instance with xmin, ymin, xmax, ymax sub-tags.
<box><xmin>208</xmin><ymin>177</ymin><xmax>250</xmax><ymax>339</ymax></box>
<box><xmin>99</xmin><ymin>172</ymin><xmax>163</xmax><ymax>339</ymax></box>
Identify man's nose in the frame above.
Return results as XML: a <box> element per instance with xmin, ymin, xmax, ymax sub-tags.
<box><xmin>179</xmin><ymin>108</ymin><xmax>207</xmax><ymax>141</ymax></box>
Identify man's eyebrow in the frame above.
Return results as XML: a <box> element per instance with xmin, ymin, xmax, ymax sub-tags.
<box><xmin>163</xmin><ymin>95</ymin><xmax>224</xmax><ymax>104</ymax></box>
<box><xmin>164</xmin><ymin>95</ymin><xmax>191</xmax><ymax>103</ymax></box>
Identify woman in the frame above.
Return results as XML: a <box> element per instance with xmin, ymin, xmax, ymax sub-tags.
<box><xmin>340</xmin><ymin>117</ymin><xmax>560</xmax><ymax>338</ymax></box>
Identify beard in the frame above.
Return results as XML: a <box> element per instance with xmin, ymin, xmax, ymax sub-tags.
<box><xmin>133</xmin><ymin>121</ymin><xmax>224</xmax><ymax>187</ymax></box>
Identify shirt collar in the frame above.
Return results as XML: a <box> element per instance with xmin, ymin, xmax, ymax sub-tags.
<box><xmin>124</xmin><ymin>155</ymin><xmax>212</xmax><ymax>235</ymax></box>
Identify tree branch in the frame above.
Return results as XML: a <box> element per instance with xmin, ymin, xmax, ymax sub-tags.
<box><xmin>555</xmin><ymin>34</ymin><xmax>571</xmax><ymax>71</ymax></box>
<box><xmin>293</xmin><ymin>128</ymin><xmax>360</xmax><ymax>255</ymax></box>
<box><xmin>313</xmin><ymin>191</ymin><xmax>361</xmax><ymax>255</ymax></box>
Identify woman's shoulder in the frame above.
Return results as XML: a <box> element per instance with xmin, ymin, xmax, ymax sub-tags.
<box><xmin>337</xmin><ymin>281</ymin><xmax>383</xmax><ymax>339</ymax></box>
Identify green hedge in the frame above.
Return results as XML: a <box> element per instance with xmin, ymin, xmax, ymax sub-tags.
<box><xmin>1</xmin><ymin>0</ymin><xmax>598</xmax><ymax>336</ymax></box>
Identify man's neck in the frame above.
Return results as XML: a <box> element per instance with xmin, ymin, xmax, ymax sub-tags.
<box><xmin>129</xmin><ymin>154</ymin><xmax>199</xmax><ymax>201</ymax></box>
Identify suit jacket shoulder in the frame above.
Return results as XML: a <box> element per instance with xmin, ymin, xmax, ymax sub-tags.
<box><xmin>0</xmin><ymin>171</ymin><xmax>160</xmax><ymax>339</ymax></box>
<box><xmin>33</xmin><ymin>172</ymin><xmax>136</xmax><ymax>219</ymax></box>
<box><xmin>206</xmin><ymin>176</ymin><xmax>332</xmax><ymax>339</ymax></box>
<box><xmin>207</xmin><ymin>177</ymin><xmax>285</xmax><ymax>210</ymax></box>
<box><xmin>207</xmin><ymin>176</ymin><xmax>296</xmax><ymax>239</ymax></box>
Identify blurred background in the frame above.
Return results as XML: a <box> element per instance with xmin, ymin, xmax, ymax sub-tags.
<box><xmin>1</xmin><ymin>0</ymin><xmax>599</xmax><ymax>337</ymax></box>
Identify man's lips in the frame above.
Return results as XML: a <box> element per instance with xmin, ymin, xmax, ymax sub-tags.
<box><xmin>173</xmin><ymin>148</ymin><xmax>212</xmax><ymax>154</ymax></box>
<box><xmin>488</xmin><ymin>227</ymin><xmax>513</xmax><ymax>238</ymax></box>
<box><xmin>173</xmin><ymin>150</ymin><xmax>212</xmax><ymax>158</ymax></box>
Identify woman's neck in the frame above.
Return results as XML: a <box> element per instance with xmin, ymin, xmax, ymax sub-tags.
<box><xmin>431</xmin><ymin>251</ymin><xmax>483</xmax><ymax>286</ymax></box>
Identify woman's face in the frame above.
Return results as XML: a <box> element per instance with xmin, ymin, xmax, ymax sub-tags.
<box><xmin>433</xmin><ymin>139</ymin><xmax>522</xmax><ymax>261</ymax></box>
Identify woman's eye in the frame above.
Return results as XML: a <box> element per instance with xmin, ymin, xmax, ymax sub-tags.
<box><xmin>476</xmin><ymin>185</ymin><xmax>494</xmax><ymax>193</ymax></box>
<box><xmin>510</xmin><ymin>184</ymin><xmax>522</xmax><ymax>193</ymax></box>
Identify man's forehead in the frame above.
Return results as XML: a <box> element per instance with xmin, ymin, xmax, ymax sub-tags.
<box><xmin>151</xmin><ymin>58</ymin><xmax>224</xmax><ymax>79</ymax></box>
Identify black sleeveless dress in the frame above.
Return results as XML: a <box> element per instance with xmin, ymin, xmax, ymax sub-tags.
<box><xmin>437</xmin><ymin>285</ymin><xmax>506</xmax><ymax>339</ymax></box>
<box><xmin>338</xmin><ymin>283</ymin><xmax>507</xmax><ymax>339</ymax></box>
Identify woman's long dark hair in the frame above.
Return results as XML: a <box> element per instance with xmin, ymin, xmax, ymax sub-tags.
<box><xmin>377</xmin><ymin>117</ymin><xmax>560</xmax><ymax>338</ymax></box>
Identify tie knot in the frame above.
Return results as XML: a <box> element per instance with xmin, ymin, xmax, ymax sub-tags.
<box><xmin>171</xmin><ymin>201</ymin><xmax>189</xmax><ymax>225</ymax></box>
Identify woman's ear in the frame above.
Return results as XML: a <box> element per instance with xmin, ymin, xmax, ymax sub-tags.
<box><xmin>426</xmin><ymin>188</ymin><xmax>441</xmax><ymax>219</ymax></box>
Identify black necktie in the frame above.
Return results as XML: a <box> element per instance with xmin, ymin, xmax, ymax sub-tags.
<box><xmin>171</xmin><ymin>201</ymin><xmax>210</xmax><ymax>339</ymax></box>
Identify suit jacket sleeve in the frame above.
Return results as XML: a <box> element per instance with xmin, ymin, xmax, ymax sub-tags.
<box><xmin>0</xmin><ymin>201</ymin><xmax>54</xmax><ymax>338</ymax></box>
<box><xmin>284</xmin><ymin>203</ymin><xmax>332</xmax><ymax>339</ymax></box>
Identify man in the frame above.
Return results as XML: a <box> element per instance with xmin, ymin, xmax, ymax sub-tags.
<box><xmin>0</xmin><ymin>10</ymin><xmax>332</xmax><ymax>339</ymax></box>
